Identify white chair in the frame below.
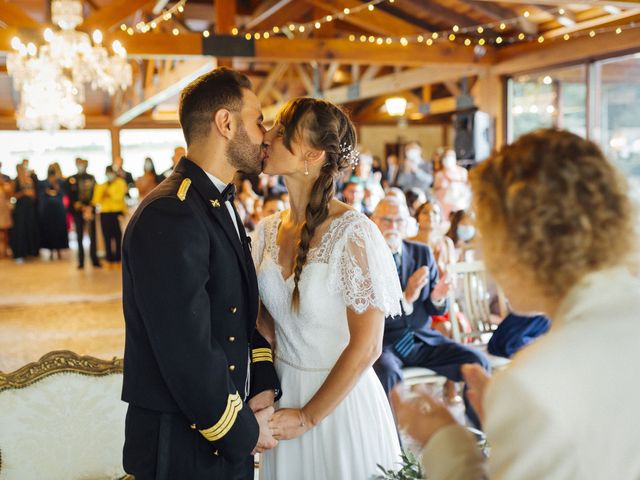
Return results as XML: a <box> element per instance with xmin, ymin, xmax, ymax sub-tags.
<box><xmin>447</xmin><ymin>261</ymin><xmax>511</xmax><ymax>371</ymax></box>
<box><xmin>0</xmin><ymin>351</ymin><xmax>129</xmax><ymax>480</ymax></box>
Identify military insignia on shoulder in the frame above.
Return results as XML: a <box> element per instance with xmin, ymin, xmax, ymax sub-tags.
<box><xmin>177</xmin><ymin>178</ymin><xmax>191</xmax><ymax>201</ymax></box>
<box><xmin>210</xmin><ymin>199</ymin><xmax>221</xmax><ymax>208</ymax></box>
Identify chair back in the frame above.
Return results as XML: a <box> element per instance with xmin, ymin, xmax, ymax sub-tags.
<box><xmin>447</xmin><ymin>261</ymin><xmax>506</xmax><ymax>343</ymax></box>
<box><xmin>0</xmin><ymin>351</ymin><xmax>126</xmax><ymax>480</ymax></box>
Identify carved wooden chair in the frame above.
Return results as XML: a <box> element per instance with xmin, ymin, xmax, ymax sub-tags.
<box><xmin>0</xmin><ymin>351</ymin><xmax>130</xmax><ymax>480</ymax></box>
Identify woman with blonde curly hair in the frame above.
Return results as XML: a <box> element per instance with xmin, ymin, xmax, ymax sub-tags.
<box><xmin>394</xmin><ymin>129</ymin><xmax>640</xmax><ymax>480</ymax></box>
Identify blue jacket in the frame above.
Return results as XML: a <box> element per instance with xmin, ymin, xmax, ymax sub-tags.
<box><xmin>383</xmin><ymin>240</ymin><xmax>448</xmax><ymax>347</ymax></box>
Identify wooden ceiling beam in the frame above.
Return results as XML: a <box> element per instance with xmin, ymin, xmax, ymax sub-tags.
<box><xmin>257</xmin><ymin>63</ymin><xmax>289</xmax><ymax>102</ymax></box>
<box><xmin>0</xmin><ymin>0</ymin><xmax>41</xmax><ymax>29</ymax></box>
<box><xmin>399</xmin><ymin>0</ymin><xmax>476</xmax><ymax>28</ymax></box>
<box><xmin>243</xmin><ymin>1</ymin><xmax>312</xmax><ymax>32</ymax></box>
<box><xmin>302</xmin><ymin>0</ymin><xmax>424</xmax><ymax>36</ymax></box>
<box><xmin>457</xmin><ymin>0</ymin><xmax>516</xmax><ymax>21</ymax></box>
<box><xmin>114</xmin><ymin>57</ymin><xmax>216</xmax><ymax>126</ymax></box>
<box><xmin>82</xmin><ymin>0</ymin><xmax>153</xmax><ymax>32</ymax></box>
<box><xmin>75</xmin><ymin>33</ymin><xmax>493</xmax><ymax>67</ymax></box>
<box><xmin>494</xmin><ymin>25</ymin><xmax>640</xmax><ymax>74</ymax></box>
<box><xmin>244</xmin><ymin>0</ymin><xmax>294</xmax><ymax>31</ymax></box>
<box><xmin>262</xmin><ymin>64</ymin><xmax>485</xmax><ymax>120</ymax></box>
<box><xmin>472</xmin><ymin>0</ymin><xmax>640</xmax><ymax>6</ymax></box>
<box><xmin>542</xmin><ymin>9</ymin><xmax>640</xmax><ymax>39</ymax></box>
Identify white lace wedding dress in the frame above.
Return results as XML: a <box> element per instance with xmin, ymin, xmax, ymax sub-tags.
<box><xmin>253</xmin><ymin>210</ymin><xmax>403</xmax><ymax>480</ymax></box>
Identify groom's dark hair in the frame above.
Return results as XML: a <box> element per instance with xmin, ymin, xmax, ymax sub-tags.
<box><xmin>179</xmin><ymin>67</ymin><xmax>253</xmax><ymax>146</ymax></box>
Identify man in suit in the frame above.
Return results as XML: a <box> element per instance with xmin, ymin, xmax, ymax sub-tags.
<box><xmin>372</xmin><ymin>197</ymin><xmax>489</xmax><ymax>427</ymax></box>
<box><xmin>121</xmin><ymin>67</ymin><xmax>280</xmax><ymax>479</ymax></box>
<box><xmin>65</xmin><ymin>158</ymin><xmax>100</xmax><ymax>269</ymax></box>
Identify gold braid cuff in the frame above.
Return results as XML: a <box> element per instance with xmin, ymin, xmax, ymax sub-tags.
<box><xmin>199</xmin><ymin>392</ymin><xmax>243</xmax><ymax>442</ymax></box>
<box><xmin>252</xmin><ymin>348</ymin><xmax>273</xmax><ymax>363</ymax></box>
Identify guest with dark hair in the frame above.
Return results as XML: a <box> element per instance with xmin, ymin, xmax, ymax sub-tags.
<box><xmin>66</xmin><ymin>158</ymin><xmax>100</xmax><ymax>269</ymax></box>
<box><xmin>38</xmin><ymin>164</ymin><xmax>68</xmax><ymax>260</ymax></box>
<box><xmin>135</xmin><ymin>157</ymin><xmax>162</xmax><ymax>199</ymax></box>
<box><xmin>10</xmin><ymin>163</ymin><xmax>39</xmax><ymax>263</ymax></box>
<box><xmin>447</xmin><ymin>209</ymin><xmax>477</xmax><ymax>262</ymax></box>
<box><xmin>0</xmin><ymin>161</ymin><xmax>13</xmax><ymax>258</ymax></box>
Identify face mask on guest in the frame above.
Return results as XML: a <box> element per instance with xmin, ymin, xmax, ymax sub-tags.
<box><xmin>144</xmin><ymin>162</ymin><xmax>154</xmax><ymax>172</ymax></box>
<box><xmin>457</xmin><ymin>225</ymin><xmax>476</xmax><ymax>242</ymax></box>
<box><xmin>106</xmin><ymin>173</ymin><xmax>117</xmax><ymax>182</ymax></box>
<box><xmin>78</xmin><ymin>164</ymin><xmax>87</xmax><ymax>174</ymax></box>
<box><xmin>405</xmin><ymin>148</ymin><xmax>421</xmax><ymax>163</ymax></box>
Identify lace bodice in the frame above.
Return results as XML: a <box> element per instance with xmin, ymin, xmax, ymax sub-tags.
<box><xmin>252</xmin><ymin>210</ymin><xmax>402</xmax><ymax>369</ymax></box>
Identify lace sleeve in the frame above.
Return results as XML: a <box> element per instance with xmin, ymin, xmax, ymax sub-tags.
<box><xmin>327</xmin><ymin>215</ymin><xmax>403</xmax><ymax>316</ymax></box>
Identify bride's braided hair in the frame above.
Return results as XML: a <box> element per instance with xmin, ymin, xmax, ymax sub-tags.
<box><xmin>276</xmin><ymin>98</ymin><xmax>357</xmax><ymax>312</ymax></box>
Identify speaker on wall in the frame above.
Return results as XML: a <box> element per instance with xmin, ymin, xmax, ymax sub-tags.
<box><xmin>453</xmin><ymin>110</ymin><xmax>493</xmax><ymax>163</ymax></box>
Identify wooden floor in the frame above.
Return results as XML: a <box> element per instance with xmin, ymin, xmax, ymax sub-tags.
<box><xmin>0</xmin><ymin>254</ymin><xmax>124</xmax><ymax>373</ymax></box>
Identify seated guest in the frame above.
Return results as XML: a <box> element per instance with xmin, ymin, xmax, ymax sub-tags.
<box><xmin>372</xmin><ymin>197</ymin><xmax>490</xmax><ymax>427</ymax></box>
<box><xmin>405</xmin><ymin>187</ymin><xmax>427</xmax><ymax>217</ymax></box>
<box><xmin>447</xmin><ymin>209</ymin><xmax>478</xmax><ymax>262</ymax></box>
<box><xmin>341</xmin><ymin>181</ymin><xmax>370</xmax><ymax>215</ymax></box>
<box><xmin>394</xmin><ymin>129</ymin><xmax>640</xmax><ymax>480</ymax></box>
<box><xmin>411</xmin><ymin>200</ymin><xmax>456</xmax><ymax>275</ymax></box>
<box><xmin>262</xmin><ymin>195</ymin><xmax>286</xmax><ymax>218</ymax></box>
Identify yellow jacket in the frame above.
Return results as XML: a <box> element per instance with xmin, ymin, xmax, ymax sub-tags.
<box><xmin>93</xmin><ymin>178</ymin><xmax>127</xmax><ymax>213</ymax></box>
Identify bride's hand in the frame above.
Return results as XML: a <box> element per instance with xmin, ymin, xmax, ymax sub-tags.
<box><xmin>268</xmin><ymin>408</ymin><xmax>311</xmax><ymax>441</ymax></box>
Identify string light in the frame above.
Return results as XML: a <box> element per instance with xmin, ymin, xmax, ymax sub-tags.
<box><xmin>223</xmin><ymin>2</ymin><xmax>640</xmax><ymax>48</ymax></box>
<box><xmin>131</xmin><ymin>0</ymin><xmax>187</xmax><ymax>34</ymax></box>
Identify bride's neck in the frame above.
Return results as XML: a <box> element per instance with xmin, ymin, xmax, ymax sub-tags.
<box><xmin>283</xmin><ymin>175</ymin><xmax>317</xmax><ymax>225</ymax></box>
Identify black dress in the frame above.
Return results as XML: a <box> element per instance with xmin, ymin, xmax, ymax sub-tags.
<box><xmin>10</xmin><ymin>178</ymin><xmax>40</xmax><ymax>259</ymax></box>
<box><xmin>38</xmin><ymin>179</ymin><xmax>69</xmax><ymax>250</ymax></box>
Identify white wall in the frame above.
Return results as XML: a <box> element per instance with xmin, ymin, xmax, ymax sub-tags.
<box><xmin>357</xmin><ymin>124</ymin><xmax>454</xmax><ymax>163</ymax></box>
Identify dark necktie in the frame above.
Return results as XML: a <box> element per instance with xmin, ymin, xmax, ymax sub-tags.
<box><xmin>392</xmin><ymin>251</ymin><xmax>402</xmax><ymax>277</ymax></box>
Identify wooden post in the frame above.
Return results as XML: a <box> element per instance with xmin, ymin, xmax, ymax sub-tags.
<box><xmin>472</xmin><ymin>72</ymin><xmax>505</xmax><ymax>148</ymax></box>
<box><xmin>215</xmin><ymin>0</ymin><xmax>236</xmax><ymax>67</ymax></box>
<box><xmin>110</xmin><ymin>127</ymin><xmax>121</xmax><ymax>164</ymax></box>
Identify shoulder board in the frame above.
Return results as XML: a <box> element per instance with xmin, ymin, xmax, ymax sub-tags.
<box><xmin>177</xmin><ymin>178</ymin><xmax>191</xmax><ymax>201</ymax></box>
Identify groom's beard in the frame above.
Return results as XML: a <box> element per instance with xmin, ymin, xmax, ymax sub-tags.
<box><xmin>228</xmin><ymin>121</ymin><xmax>263</xmax><ymax>175</ymax></box>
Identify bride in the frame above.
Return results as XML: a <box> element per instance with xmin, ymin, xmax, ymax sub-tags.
<box><xmin>252</xmin><ymin>97</ymin><xmax>403</xmax><ymax>479</ymax></box>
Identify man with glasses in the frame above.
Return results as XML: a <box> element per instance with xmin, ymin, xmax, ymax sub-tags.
<box><xmin>372</xmin><ymin>196</ymin><xmax>489</xmax><ymax>428</ymax></box>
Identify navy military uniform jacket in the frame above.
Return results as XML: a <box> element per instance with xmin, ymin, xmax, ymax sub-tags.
<box><xmin>384</xmin><ymin>240</ymin><xmax>448</xmax><ymax>347</ymax></box>
<box><xmin>65</xmin><ymin>172</ymin><xmax>96</xmax><ymax>213</ymax></box>
<box><xmin>121</xmin><ymin>157</ymin><xmax>280</xmax><ymax>478</ymax></box>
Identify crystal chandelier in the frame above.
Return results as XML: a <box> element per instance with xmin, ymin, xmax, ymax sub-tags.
<box><xmin>7</xmin><ymin>0</ymin><xmax>132</xmax><ymax>130</ymax></box>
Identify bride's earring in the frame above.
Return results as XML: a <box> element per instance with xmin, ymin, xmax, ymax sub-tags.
<box><xmin>304</xmin><ymin>160</ymin><xmax>309</xmax><ymax>176</ymax></box>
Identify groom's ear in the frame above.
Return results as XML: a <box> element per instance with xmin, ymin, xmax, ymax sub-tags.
<box><xmin>213</xmin><ymin>108</ymin><xmax>234</xmax><ymax>140</ymax></box>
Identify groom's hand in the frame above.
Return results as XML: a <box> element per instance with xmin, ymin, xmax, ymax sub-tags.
<box><xmin>249</xmin><ymin>389</ymin><xmax>276</xmax><ymax>413</ymax></box>
<box><xmin>252</xmin><ymin>406</ymin><xmax>278</xmax><ymax>454</ymax></box>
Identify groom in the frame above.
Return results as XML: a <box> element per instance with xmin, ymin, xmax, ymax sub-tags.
<box><xmin>121</xmin><ymin>68</ymin><xmax>280</xmax><ymax>479</ymax></box>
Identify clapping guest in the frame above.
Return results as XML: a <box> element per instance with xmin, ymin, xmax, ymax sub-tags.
<box><xmin>395</xmin><ymin>129</ymin><xmax>640</xmax><ymax>480</ymax></box>
<box><xmin>372</xmin><ymin>197</ymin><xmax>489</xmax><ymax>428</ymax></box>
